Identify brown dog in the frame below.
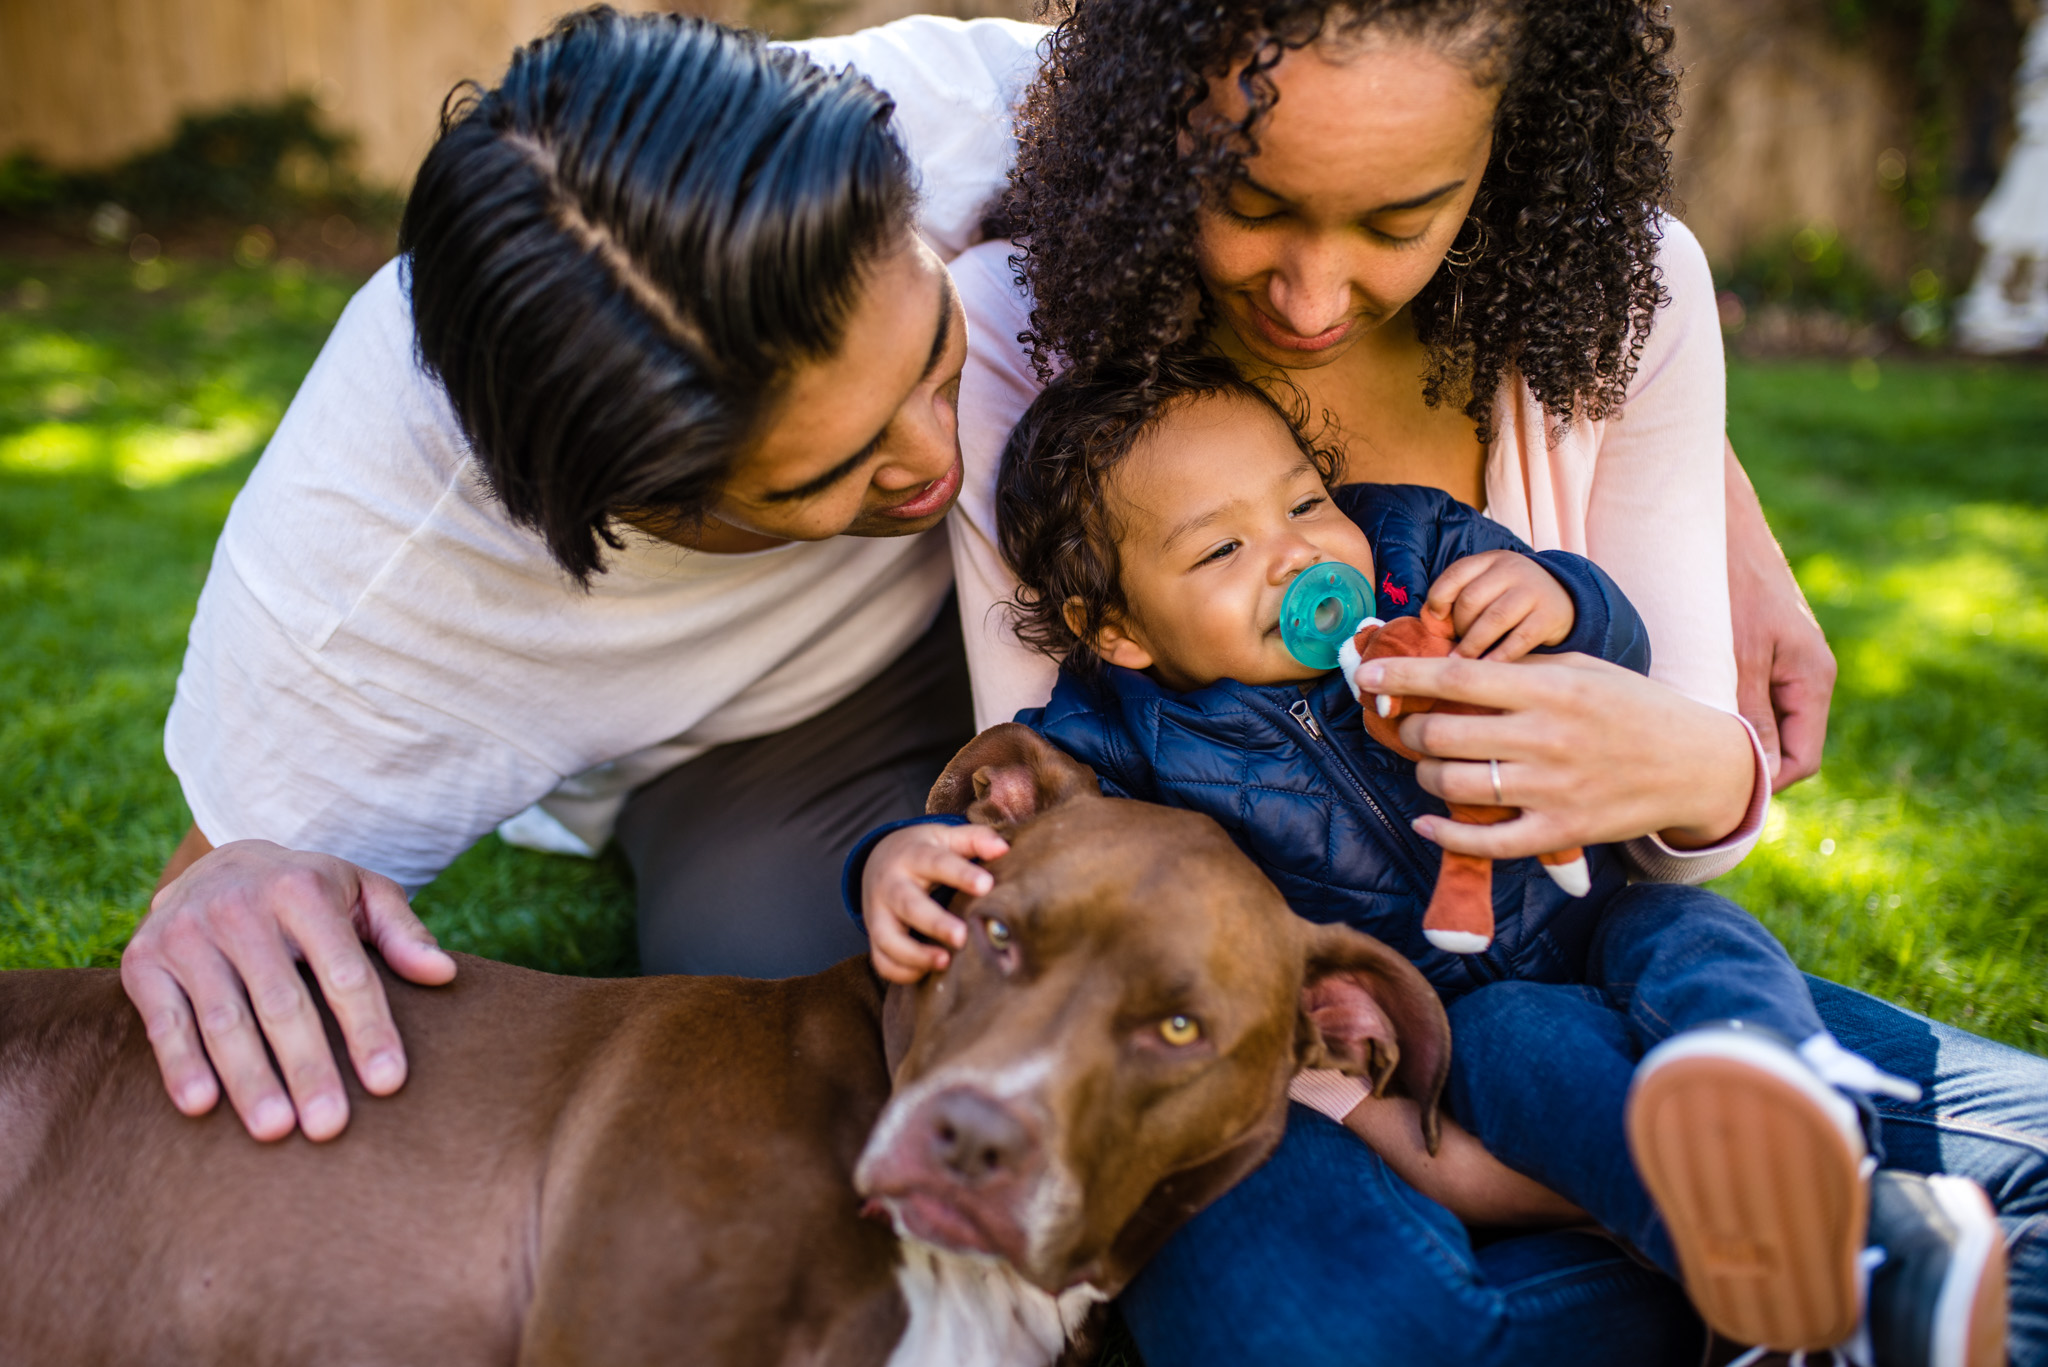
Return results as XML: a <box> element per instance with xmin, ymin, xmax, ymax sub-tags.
<box><xmin>0</xmin><ymin>724</ymin><xmax>1447</xmax><ymax>1366</ymax></box>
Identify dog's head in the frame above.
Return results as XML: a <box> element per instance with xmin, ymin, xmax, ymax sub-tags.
<box><xmin>853</xmin><ymin>723</ymin><xmax>1449</xmax><ymax>1296</ymax></box>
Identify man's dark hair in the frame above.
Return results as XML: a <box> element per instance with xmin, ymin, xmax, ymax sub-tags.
<box><xmin>996</xmin><ymin>353</ymin><xmax>1342</xmax><ymax>669</ymax></box>
<box><xmin>990</xmin><ymin>0</ymin><xmax>1679</xmax><ymax>443</ymax></box>
<box><xmin>400</xmin><ymin>7</ymin><xmax>916</xmax><ymax>581</ymax></box>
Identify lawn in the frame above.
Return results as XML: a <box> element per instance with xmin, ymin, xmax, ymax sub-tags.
<box><xmin>2</xmin><ymin>248</ymin><xmax>2045</xmax><ymax>1053</ymax></box>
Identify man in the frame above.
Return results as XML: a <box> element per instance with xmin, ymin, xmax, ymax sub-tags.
<box><xmin>130</xmin><ymin>9</ymin><xmax>1045</xmax><ymax>1143</ymax></box>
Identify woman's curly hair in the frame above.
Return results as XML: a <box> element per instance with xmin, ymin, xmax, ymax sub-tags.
<box><xmin>997</xmin><ymin>353</ymin><xmax>1341</xmax><ymax>669</ymax></box>
<box><xmin>989</xmin><ymin>0</ymin><xmax>1680</xmax><ymax>441</ymax></box>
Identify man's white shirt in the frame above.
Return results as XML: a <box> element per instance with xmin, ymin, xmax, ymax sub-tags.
<box><xmin>164</xmin><ymin>16</ymin><xmax>1048</xmax><ymax>890</ymax></box>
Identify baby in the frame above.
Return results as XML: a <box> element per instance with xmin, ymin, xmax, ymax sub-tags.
<box><xmin>850</xmin><ymin>354</ymin><xmax>2002</xmax><ymax>1365</ymax></box>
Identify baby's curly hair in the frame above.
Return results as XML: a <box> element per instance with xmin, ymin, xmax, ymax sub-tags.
<box><xmin>997</xmin><ymin>353</ymin><xmax>1341</xmax><ymax>669</ymax></box>
<box><xmin>989</xmin><ymin>0</ymin><xmax>1680</xmax><ymax>442</ymax></box>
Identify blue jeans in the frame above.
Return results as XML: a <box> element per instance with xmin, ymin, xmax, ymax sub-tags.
<box><xmin>1447</xmin><ymin>882</ymin><xmax>1828</xmax><ymax>1277</ymax></box>
<box><xmin>1121</xmin><ymin>978</ymin><xmax>2048</xmax><ymax>1366</ymax></box>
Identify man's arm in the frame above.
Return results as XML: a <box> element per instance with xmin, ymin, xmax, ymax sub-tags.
<box><xmin>126</xmin><ymin>828</ymin><xmax>456</xmax><ymax>1142</ymax></box>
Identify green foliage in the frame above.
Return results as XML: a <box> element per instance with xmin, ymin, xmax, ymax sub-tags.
<box><xmin>1719</xmin><ymin>223</ymin><xmax>1898</xmax><ymax>322</ymax></box>
<box><xmin>0</xmin><ymin>253</ymin><xmax>633</xmax><ymax>974</ymax></box>
<box><xmin>0</xmin><ymin>96</ymin><xmax>398</xmax><ymax>227</ymax></box>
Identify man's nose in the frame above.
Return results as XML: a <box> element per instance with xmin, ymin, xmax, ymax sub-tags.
<box><xmin>871</xmin><ymin>395</ymin><xmax>960</xmax><ymax>493</ymax></box>
<box><xmin>925</xmin><ymin>1087</ymin><xmax>1033</xmax><ymax>1186</ymax></box>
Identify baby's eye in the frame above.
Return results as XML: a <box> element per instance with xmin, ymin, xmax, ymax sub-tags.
<box><xmin>1197</xmin><ymin>541</ymin><xmax>1240</xmax><ymax>566</ymax></box>
<box><xmin>1289</xmin><ymin>496</ymin><xmax>1325</xmax><ymax>518</ymax></box>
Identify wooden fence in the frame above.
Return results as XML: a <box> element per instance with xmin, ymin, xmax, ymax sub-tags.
<box><xmin>0</xmin><ymin>0</ymin><xmax>1986</xmax><ymax>283</ymax></box>
<box><xmin>0</xmin><ymin>0</ymin><xmax>1026</xmax><ymax>187</ymax></box>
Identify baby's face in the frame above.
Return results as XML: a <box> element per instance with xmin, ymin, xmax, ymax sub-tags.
<box><xmin>1097</xmin><ymin>391</ymin><xmax>1376</xmax><ymax>691</ymax></box>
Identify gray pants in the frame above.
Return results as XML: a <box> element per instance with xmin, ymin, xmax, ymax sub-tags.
<box><xmin>615</xmin><ymin>600</ymin><xmax>976</xmax><ymax>978</ymax></box>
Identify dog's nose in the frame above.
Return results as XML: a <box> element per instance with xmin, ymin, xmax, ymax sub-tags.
<box><xmin>926</xmin><ymin>1088</ymin><xmax>1031</xmax><ymax>1185</ymax></box>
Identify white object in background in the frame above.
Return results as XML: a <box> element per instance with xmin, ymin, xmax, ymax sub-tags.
<box><xmin>1957</xmin><ymin>14</ymin><xmax>2048</xmax><ymax>353</ymax></box>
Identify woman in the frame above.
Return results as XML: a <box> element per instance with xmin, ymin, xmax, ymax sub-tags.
<box><xmin>940</xmin><ymin>0</ymin><xmax>2048</xmax><ymax>1361</ymax></box>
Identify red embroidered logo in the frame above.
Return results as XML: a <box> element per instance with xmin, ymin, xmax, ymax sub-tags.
<box><xmin>1381</xmin><ymin>573</ymin><xmax>1409</xmax><ymax>607</ymax></box>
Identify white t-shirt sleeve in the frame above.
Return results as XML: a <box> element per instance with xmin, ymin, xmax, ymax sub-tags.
<box><xmin>164</xmin><ymin>267</ymin><xmax>564</xmax><ymax>889</ymax></box>
<box><xmin>167</xmin><ymin>549</ymin><xmax>565</xmax><ymax>889</ymax></box>
<box><xmin>788</xmin><ymin>17</ymin><xmax>1048</xmax><ymax>261</ymax></box>
<box><xmin>947</xmin><ymin>240</ymin><xmax>1059</xmax><ymax>730</ymax></box>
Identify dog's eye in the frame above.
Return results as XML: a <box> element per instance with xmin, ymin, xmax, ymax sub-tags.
<box><xmin>1158</xmin><ymin>1015</ymin><xmax>1201</xmax><ymax>1047</ymax></box>
<box><xmin>984</xmin><ymin>918</ymin><xmax>1012</xmax><ymax>948</ymax></box>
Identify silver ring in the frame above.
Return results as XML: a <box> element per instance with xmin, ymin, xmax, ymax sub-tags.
<box><xmin>1489</xmin><ymin>758</ymin><xmax>1504</xmax><ymax>805</ymax></box>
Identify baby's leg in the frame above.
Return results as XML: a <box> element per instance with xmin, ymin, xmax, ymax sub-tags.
<box><xmin>1580</xmin><ymin>885</ymin><xmax>2008</xmax><ymax>1360</ymax></box>
<box><xmin>1582</xmin><ymin>882</ymin><xmax>1825</xmax><ymax>1048</ymax></box>
<box><xmin>1444</xmin><ymin>981</ymin><xmax>1681</xmax><ymax>1275</ymax></box>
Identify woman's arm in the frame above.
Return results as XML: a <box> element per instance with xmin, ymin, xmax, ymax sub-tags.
<box><xmin>1726</xmin><ymin>439</ymin><xmax>1837</xmax><ymax>790</ymax></box>
<box><xmin>1437</xmin><ymin>219</ymin><xmax>1765</xmax><ymax>869</ymax></box>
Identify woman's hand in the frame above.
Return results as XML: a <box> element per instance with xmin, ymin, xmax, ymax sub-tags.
<box><xmin>862</xmin><ymin>822</ymin><xmax>1010</xmax><ymax>984</ymax></box>
<box><xmin>1726</xmin><ymin>440</ymin><xmax>1836</xmax><ymax>791</ymax></box>
<box><xmin>1351</xmin><ymin>652</ymin><xmax>1756</xmax><ymax>856</ymax></box>
<box><xmin>122</xmin><ymin>837</ymin><xmax>458</xmax><ymax>1143</ymax></box>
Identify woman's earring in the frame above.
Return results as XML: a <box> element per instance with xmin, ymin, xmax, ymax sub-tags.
<box><xmin>1440</xmin><ymin>217</ymin><xmax>1486</xmax><ymax>334</ymax></box>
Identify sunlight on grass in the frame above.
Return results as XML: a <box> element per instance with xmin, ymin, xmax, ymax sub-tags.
<box><xmin>1714</xmin><ymin>359</ymin><xmax>2048</xmax><ymax>1050</ymax></box>
<box><xmin>0</xmin><ymin>251</ymin><xmax>635</xmax><ymax>975</ymax></box>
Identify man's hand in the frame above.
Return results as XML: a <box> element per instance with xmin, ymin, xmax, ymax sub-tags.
<box><xmin>1726</xmin><ymin>440</ymin><xmax>1836</xmax><ymax>790</ymax></box>
<box><xmin>122</xmin><ymin>836</ymin><xmax>457</xmax><ymax>1142</ymax></box>
<box><xmin>862</xmin><ymin>822</ymin><xmax>1009</xmax><ymax>984</ymax></box>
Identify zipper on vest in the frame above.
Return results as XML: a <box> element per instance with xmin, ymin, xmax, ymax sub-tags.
<box><xmin>1282</xmin><ymin>692</ymin><xmax>1438</xmax><ymax>894</ymax></box>
<box><xmin>1283</xmin><ymin>688</ymin><xmax>1509</xmax><ymax>987</ymax></box>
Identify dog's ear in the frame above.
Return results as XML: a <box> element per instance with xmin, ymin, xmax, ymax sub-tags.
<box><xmin>1295</xmin><ymin>922</ymin><xmax>1451</xmax><ymax>1154</ymax></box>
<box><xmin>926</xmin><ymin>723</ymin><xmax>1099</xmax><ymax>838</ymax></box>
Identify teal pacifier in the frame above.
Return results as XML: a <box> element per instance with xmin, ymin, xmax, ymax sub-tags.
<box><xmin>1279</xmin><ymin>562</ymin><xmax>1376</xmax><ymax>670</ymax></box>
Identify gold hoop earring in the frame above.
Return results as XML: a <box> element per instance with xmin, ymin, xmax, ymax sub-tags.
<box><xmin>1441</xmin><ymin>217</ymin><xmax>1486</xmax><ymax>333</ymax></box>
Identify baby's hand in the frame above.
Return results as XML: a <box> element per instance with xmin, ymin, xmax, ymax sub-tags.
<box><xmin>1424</xmin><ymin>551</ymin><xmax>1575</xmax><ymax>662</ymax></box>
<box><xmin>863</xmin><ymin>822</ymin><xmax>1011</xmax><ymax>984</ymax></box>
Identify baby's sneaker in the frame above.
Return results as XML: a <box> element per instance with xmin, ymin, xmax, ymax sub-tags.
<box><xmin>1864</xmin><ymin>1170</ymin><xmax>2008</xmax><ymax>1367</ymax></box>
<box><xmin>1626</xmin><ymin>1023</ymin><xmax>1905</xmax><ymax>1352</ymax></box>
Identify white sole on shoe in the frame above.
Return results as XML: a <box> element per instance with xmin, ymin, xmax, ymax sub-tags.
<box><xmin>1626</xmin><ymin>1029</ymin><xmax>1870</xmax><ymax>1350</ymax></box>
<box><xmin>1925</xmin><ymin>1175</ymin><xmax>2007</xmax><ymax>1367</ymax></box>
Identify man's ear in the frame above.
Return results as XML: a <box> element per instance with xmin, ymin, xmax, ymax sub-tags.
<box><xmin>1295</xmin><ymin>921</ymin><xmax>1451</xmax><ymax>1154</ymax></box>
<box><xmin>926</xmin><ymin>723</ymin><xmax>1100</xmax><ymax>839</ymax></box>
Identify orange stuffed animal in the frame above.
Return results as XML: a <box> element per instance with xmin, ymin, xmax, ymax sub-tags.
<box><xmin>1337</xmin><ymin>611</ymin><xmax>1591</xmax><ymax>954</ymax></box>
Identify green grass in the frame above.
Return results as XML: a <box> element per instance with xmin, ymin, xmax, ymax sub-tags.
<box><xmin>2</xmin><ymin>251</ymin><xmax>2045</xmax><ymax>1053</ymax></box>
<box><xmin>0</xmin><ymin>250</ymin><xmax>635</xmax><ymax>975</ymax></box>
<box><xmin>1717</xmin><ymin>358</ymin><xmax>2048</xmax><ymax>1051</ymax></box>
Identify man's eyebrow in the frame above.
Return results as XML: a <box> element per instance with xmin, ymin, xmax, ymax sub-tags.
<box><xmin>1239</xmin><ymin>173</ymin><xmax>1467</xmax><ymax>216</ymax></box>
<box><xmin>760</xmin><ymin>271</ymin><xmax>958</xmax><ymax>505</ymax></box>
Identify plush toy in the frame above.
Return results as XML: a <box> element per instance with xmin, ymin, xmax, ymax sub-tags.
<box><xmin>1279</xmin><ymin>563</ymin><xmax>1589</xmax><ymax>956</ymax></box>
